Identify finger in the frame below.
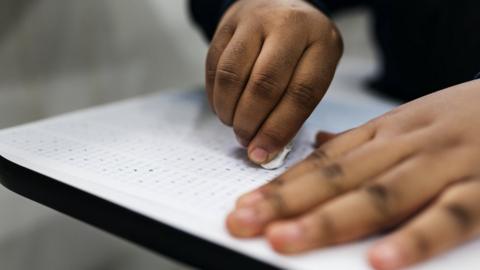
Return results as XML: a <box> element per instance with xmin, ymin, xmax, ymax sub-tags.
<box><xmin>213</xmin><ymin>22</ymin><xmax>263</xmax><ymax>126</ymax></box>
<box><xmin>232</xmin><ymin>30</ymin><xmax>308</xmax><ymax>149</ymax></box>
<box><xmin>264</xmin><ymin>146</ymin><xmax>473</xmax><ymax>253</ymax></box>
<box><xmin>206</xmin><ymin>23</ymin><xmax>236</xmax><ymax>111</ymax></box>
<box><xmin>314</xmin><ymin>131</ymin><xmax>337</xmax><ymax>148</ymax></box>
<box><xmin>369</xmin><ymin>179</ymin><xmax>480</xmax><ymax>270</ymax></box>
<box><xmin>236</xmin><ymin>125</ymin><xmax>375</xmax><ymax>207</ymax></box>
<box><xmin>247</xmin><ymin>42</ymin><xmax>340</xmax><ymax>164</ymax></box>
<box><xmin>228</xmin><ymin>133</ymin><xmax>419</xmax><ymax>238</ymax></box>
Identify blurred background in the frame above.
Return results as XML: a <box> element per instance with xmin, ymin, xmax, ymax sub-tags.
<box><xmin>0</xmin><ymin>0</ymin><xmax>376</xmax><ymax>269</ymax></box>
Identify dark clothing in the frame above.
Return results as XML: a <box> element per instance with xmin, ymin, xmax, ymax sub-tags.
<box><xmin>189</xmin><ymin>0</ymin><xmax>480</xmax><ymax>101</ymax></box>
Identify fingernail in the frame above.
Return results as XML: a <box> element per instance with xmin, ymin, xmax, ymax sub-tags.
<box><xmin>237</xmin><ymin>192</ymin><xmax>264</xmax><ymax>207</ymax></box>
<box><xmin>233</xmin><ymin>208</ymin><xmax>258</xmax><ymax>226</ymax></box>
<box><xmin>273</xmin><ymin>223</ymin><xmax>304</xmax><ymax>242</ymax></box>
<box><xmin>269</xmin><ymin>222</ymin><xmax>304</xmax><ymax>253</ymax></box>
<box><xmin>371</xmin><ymin>243</ymin><xmax>403</xmax><ymax>270</ymax></box>
<box><xmin>249</xmin><ymin>147</ymin><xmax>269</xmax><ymax>164</ymax></box>
<box><xmin>228</xmin><ymin>207</ymin><xmax>264</xmax><ymax>237</ymax></box>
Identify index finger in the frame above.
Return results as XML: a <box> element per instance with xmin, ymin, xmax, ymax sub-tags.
<box><xmin>237</xmin><ymin>124</ymin><xmax>376</xmax><ymax>206</ymax></box>
<box><xmin>247</xmin><ymin>42</ymin><xmax>340</xmax><ymax>164</ymax></box>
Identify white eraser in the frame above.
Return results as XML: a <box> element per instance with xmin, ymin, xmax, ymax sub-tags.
<box><xmin>261</xmin><ymin>142</ymin><xmax>293</xmax><ymax>170</ymax></box>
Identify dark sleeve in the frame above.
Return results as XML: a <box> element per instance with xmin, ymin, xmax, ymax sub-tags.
<box><xmin>188</xmin><ymin>0</ymin><xmax>234</xmax><ymax>41</ymax></box>
<box><xmin>475</xmin><ymin>72</ymin><xmax>480</xmax><ymax>79</ymax></box>
<box><xmin>321</xmin><ymin>0</ymin><xmax>369</xmax><ymax>13</ymax></box>
<box><xmin>188</xmin><ymin>0</ymin><xmax>367</xmax><ymax>41</ymax></box>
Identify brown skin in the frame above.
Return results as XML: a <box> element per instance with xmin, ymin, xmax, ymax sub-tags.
<box><xmin>206</xmin><ymin>0</ymin><xmax>343</xmax><ymax>164</ymax></box>
<box><xmin>208</xmin><ymin>0</ymin><xmax>480</xmax><ymax>268</ymax></box>
<box><xmin>226</xmin><ymin>80</ymin><xmax>480</xmax><ymax>270</ymax></box>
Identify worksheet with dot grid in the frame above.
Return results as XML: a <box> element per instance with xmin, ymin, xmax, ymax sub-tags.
<box><xmin>1</xmin><ymin>89</ymin><xmax>476</xmax><ymax>270</ymax></box>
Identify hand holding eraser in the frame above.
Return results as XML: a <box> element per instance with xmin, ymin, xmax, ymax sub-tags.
<box><xmin>261</xmin><ymin>142</ymin><xmax>293</xmax><ymax>170</ymax></box>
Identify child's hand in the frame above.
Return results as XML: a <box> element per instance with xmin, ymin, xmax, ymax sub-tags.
<box><xmin>206</xmin><ymin>0</ymin><xmax>342</xmax><ymax>164</ymax></box>
<box><xmin>227</xmin><ymin>79</ymin><xmax>480</xmax><ymax>270</ymax></box>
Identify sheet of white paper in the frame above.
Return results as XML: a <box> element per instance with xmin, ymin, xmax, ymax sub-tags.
<box><xmin>0</xmin><ymin>89</ymin><xmax>478</xmax><ymax>270</ymax></box>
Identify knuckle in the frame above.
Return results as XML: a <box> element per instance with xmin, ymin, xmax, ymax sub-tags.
<box><xmin>310</xmin><ymin>148</ymin><xmax>330</xmax><ymax>161</ymax></box>
<box><xmin>250</xmin><ymin>72</ymin><xmax>281</xmax><ymax>101</ymax></box>
<box><xmin>327</xmin><ymin>25</ymin><xmax>344</xmax><ymax>54</ymax></box>
<box><xmin>443</xmin><ymin>203</ymin><xmax>475</xmax><ymax>233</ymax></box>
<box><xmin>311</xmin><ymin>18</ymin><xmax>343</xmax><ymax>51</ymax></box>
<box><xmin>321</xmin><ymin>163</ymin><xmax>344</xmax><ymax>179</ymax></box>
<box><xmin>363</xmin><ymin>183</ymin><xmax>393</xmax><ymax>222</ymax></box>
<box><xmin>368</xmin><ymin>108</ymin><xmax>405</xmax><ymax>132</ymax></box>
<box><xmin>206</xmin><ymin>69</ymin><xmax>216</xmax><ymax>84</ymax></box>
<box><xmin>407</xmin><ymin>229</ymin><xmax>432</xmax><ymax>257</ymax></box>
<box><xmin>355</xmin><ymin>120</ymin><xmax>379</xmax><ymax>141</ymax></box>
<box><xmin>259</xmin><ymin>127</ymin><xmax>286</xmax><ymax>149</ymax></box>
<box><xmin>230</xmin><ymin>40</ymin><xmax>249</xmax><ymax>57</ymax></box>
<box><xmin>216</xmin><ymin>23</ymin><xmax>235</xmax><ymax>37</ymax></box>
<box><xmin>264</xmin><ymin>191</ymin><xmax>289</xmax><ymax>217</ymax></box>
<box><xmin>307</xmin><ymin>148</ymin><xmax>330</xmax><ymax>166</ymax></box>
<box><xmin>259</xmin><ymin>177</ymin><xmax>285</xmax><ymax>195</ymax></box>
<box><xmin>285</xmin><ymin>82</ymin><xmax>319</xmax><ymax>109</ymax></box>
<box><xmin>309</xmin><ymin>211</ymin><xmax>336</xmax><ymax>245</ymax></box>
<box><xmin>216</xmin><ymin>66</ymin><xmax>243</xmax><ymax>86</ymax></box>
<box><xmin>276</xmin><ymin>8</ymin><xmax>309</xmax><ymax>27</ymax></box>
<box><xmin>365</xmin><ymin>117</ymin><xmax>384</xmax><ymax>131</ymax></box>
<box><xmin>316</xmin><ymin>163</ymin><xmax>344</xmax><ymax>195</ymax></box>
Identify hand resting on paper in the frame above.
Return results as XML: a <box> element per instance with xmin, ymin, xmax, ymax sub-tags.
<box><xmin>205</xmin><ymin>0</ymin><xmax>342</xmax><ymax>165</ymax></box>
<box><xmin>226</xmin><ymin>80</ymin><xmax>480</xmax><ymax>270</ymax></box>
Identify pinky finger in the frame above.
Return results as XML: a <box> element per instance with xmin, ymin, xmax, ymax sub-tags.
<box><xmin>368</xmin><ymin>178</ymin><xmax>480</xmax><ymax>270</ymax></box>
